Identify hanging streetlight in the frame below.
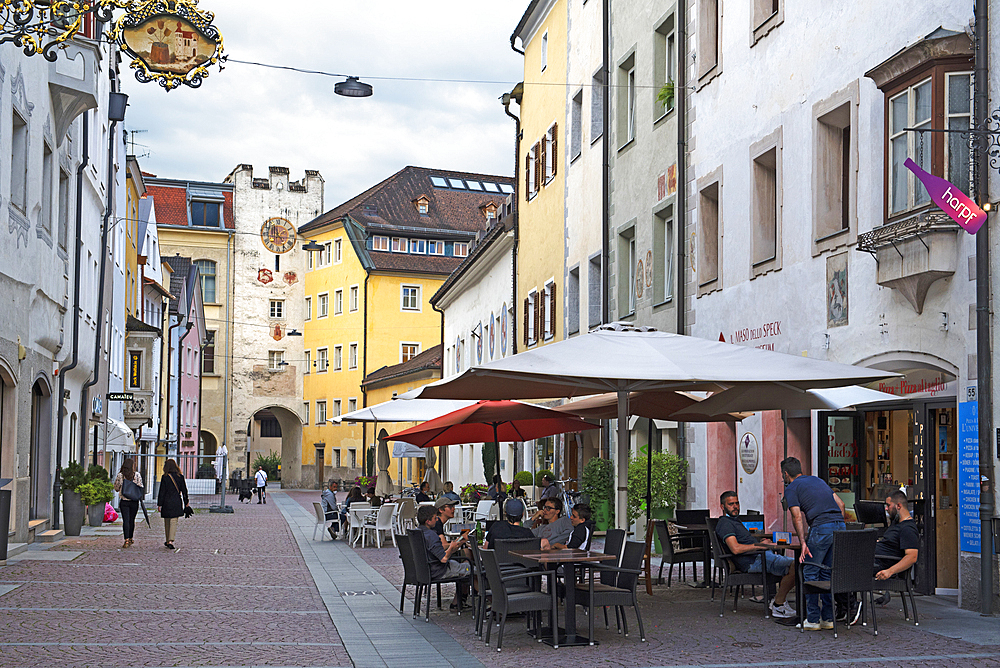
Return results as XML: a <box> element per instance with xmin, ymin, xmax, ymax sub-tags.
<box><xmin>335</xmin><ymin>76</ymin><xmax>373</xmax><ymax>98</ymax></box>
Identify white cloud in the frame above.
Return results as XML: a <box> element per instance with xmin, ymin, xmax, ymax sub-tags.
<box><xmin>122</xmin><ymin>0</ymin><xmax>526</xmax><ymax>207</ymax></box>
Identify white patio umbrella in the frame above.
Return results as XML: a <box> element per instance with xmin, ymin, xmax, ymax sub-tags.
<box><xmin>402</xmin><ymin>323</ymin><xmax>899</xmax><ymax>527</ymax></box>
<box><xmin>333</xmin><ymin>398</ymin><xmax>479</xmax><ymax>423</ymax></box>
<box><xmin>669</xmin><ymin>383</ymin><xmax>901</xmax><ymax>420</ymax></box>
<box><xmin>375</xmin><ymin>429</ymin><xmax>393</xmax><ymax>497</ymax></box>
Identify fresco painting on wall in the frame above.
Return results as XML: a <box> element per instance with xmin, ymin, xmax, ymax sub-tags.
<box><xmin>827</xmin><ymin>252</ymin><xmax>848</xmax><ymax>328</ymax></box>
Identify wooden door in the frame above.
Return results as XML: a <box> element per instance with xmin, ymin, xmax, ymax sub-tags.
<box><xmin>316</xmin><ymin>448</ymin><xmax>325</xmax><ymax>488</ymax></box>
<box><xmin>933</xmin><ymin>407</ymin><xmax>958</xmax><ymax>589</ymax></box>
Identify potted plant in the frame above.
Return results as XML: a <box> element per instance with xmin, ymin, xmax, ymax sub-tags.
<box><xmin>626</xmin><ymin>449</ymin><xmax>687</xmax><ymax>551</ymax></box>
<box><xmin>59</xmin><ymin>462</ymin><xmax>87</xmax><ymax>536</ymax></box>
<box><xmin>534</xmin><ymin>469</ymin><xmax>554</xmax><ymax>487</ymax></box>
<box><xmin>581</xmin><ymin>457</ymin><xmax>615</xmax><ymax>531</ymax></box>
<box><xmin>78</xmin><ymin>479</ymin><xmax>114</xmax><ymax>527</ymax></box>
<box><xmin>657</xmin><ymin>79</ymin><xmax>675</xmax><ymax>110</ymax></box>
<box><xmin>460</xmin><ymin>483</ymin><xmax>487</xmax><ymax>503</ymax></box>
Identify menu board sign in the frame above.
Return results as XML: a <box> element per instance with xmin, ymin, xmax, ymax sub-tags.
<box><xmin>958</xmin><ymin>400</ymin><xmax>980</xmax><ymax>553</ymax></box>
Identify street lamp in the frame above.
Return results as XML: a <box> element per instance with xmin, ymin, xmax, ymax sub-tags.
<box><xmin>335</xmin><ymin>76</ymin><xmax>373</xmax><ymax>98</ymax></box>
<box><xmin>286</xmin><ymin>329</ymin><xmax>302</xmax><ymax>336</ymax></box>
<box><xmin>109</xmin><ymin>92</ymin><xmax>129</xmax><ymax>122</ymax></box>
<box><xmin>301</xmin><ymin>240</ymin><xmax>324</xmax><ymax>252</ymax></box>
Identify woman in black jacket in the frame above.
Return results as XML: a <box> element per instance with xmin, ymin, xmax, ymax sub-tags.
<box><xmin>157</xmin><ymin>458</ymin><xmax>189</xmax><ymax>549</ymax></box>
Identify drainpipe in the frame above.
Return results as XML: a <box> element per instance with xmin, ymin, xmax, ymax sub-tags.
<box><xmin>52</xmin><ymin>113</ymin><xmax>90</xmax><ymax>528</ymax></box>
<box><xmin>361</xmin><ymin>271</ymin><xmax>370</xmax><ymax>476</ymax></box>
<box><xmin>599</xmin><ymin>0</ymin><xmax>611</xmax><ymax>460</ymax></box>
<box><xmin>675</xmin><ymin>0</ymin><xmax>688</xmax><ymax>464</ymax></box>
<box><xmin>80</xmin><ymin>109</ymin><xmax>122</xmax><ymax>465</ymax></box>
<box><xmin>973</xmin><ymin>0</ymin><xmax>994</xmax><ymax>617</ymax></box>
<box><xmin>503</xmin><ymin>85</ymin><xmax>522</xmax><ymax>355</ymax></box>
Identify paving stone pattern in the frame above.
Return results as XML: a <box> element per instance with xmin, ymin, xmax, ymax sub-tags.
<box><xmin>282</xmin><ymin>491</ymin><xmax>1000</xmax><ymax>668</ymax></box>
<box><xmin>0</xmin><ymin>496</ymin><xmax>350</xmax><ymax>668</ymax></box>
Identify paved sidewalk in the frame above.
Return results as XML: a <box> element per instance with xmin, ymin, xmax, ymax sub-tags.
<box><xmin>274</xmin><ymin>492</ymin><xmax>483</xmax><ymax>668</ymax></box>
<box><xmin>0</xmin><ymin>495</ymin><xmax>350</xmax><ymax>668</ymax></box>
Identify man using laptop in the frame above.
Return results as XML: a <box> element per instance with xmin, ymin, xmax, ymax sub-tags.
<box><xmin>715</xmin><ymin>491</ymin><xmax>796</xmax><ymax>619</ymax></box>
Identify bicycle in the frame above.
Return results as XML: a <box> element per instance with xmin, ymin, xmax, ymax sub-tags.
<box><xmin>557</xmin><ymin>478</ymin><xmax>583</xmax><ymax>515</ymax></box>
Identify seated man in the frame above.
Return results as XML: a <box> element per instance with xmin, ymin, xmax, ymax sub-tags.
<box><xmin>415</xmin><ymin>481</ymin><xmax>432</xmax><ymax>503</ymax></box>
<box><xmin>532</xmin><ymin>497</ymin><xmax>574</xmax><ymax>547</ymax></box>
<box><xmin>715</xmin><ymin>491</ymin><xmax>796</xmax><ymax>619</ymax></box>
<box><xmin>484</xmin><ymin>498</ymin><xmax>535</xmax><ymax>548</ymax></box>
<box><xmin>550</xmin><ymin>503</ymin><xmax>594</xmax><ymax>550</ymax></box>
<box><xmin>873</xmin><ymin>490</ymin><xmax>920</xmax><ymax>601</ymax></box>
<box><xmin>487</xmin><ymin>475</ymin><xmax>508</xmax><ymax>503</ymax></box>
<box><xmin>440</xmin><ymin>481</ymin><xmax>461</xmax><ymax>503</ymax></box>
<box><xmin>417</xmin><ymin>504</ymin><xmax>470</xmax><ymax>608</ymax></box>
<box><xmin>320</xmin><ymin>480</ymin><xmax>340</xmax><ymax>539</ymax></box>
<box><xmin>431</xmin><ymin>497</ymin><xmax>469</xmax><ymax>549</ymax></box>
<box><xmin>538</xmin><ymin>473</ymin><xmax>561</xmax><ymax>501</ymax></box>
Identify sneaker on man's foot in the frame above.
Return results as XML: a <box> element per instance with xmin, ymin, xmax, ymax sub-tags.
<box><xmin>770</xmin><ymin>601</ymin><xmax>796</xmax><ymax>619</ymax></box>
<box><xmin>820</xmin><ymin>620</ymin><xmax>835</xmax><ymax>630</ymax></box>
<box><xmin>849</xmin><ymin>600</ymin><xmax>863</xmax><ymax>626</ymax></box>
<box><xmin>802</xmin><ymin>620</ymin><xmax>822</xmax><ymax>631</ymax></box>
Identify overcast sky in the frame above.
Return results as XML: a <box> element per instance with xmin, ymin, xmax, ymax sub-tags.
<box><xmin>122</xmin><ymin>1</ymin><xmax>526</xmax><ymax>208</ymax></box>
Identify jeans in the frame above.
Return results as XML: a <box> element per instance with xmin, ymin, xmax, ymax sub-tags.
<box><xmin>804</xmin><ymin>521</ymin><xmax>845</xmax><ymax>622</ymax></box>
<box><xmin>748</xmin><ymin>550</ymin><xmax>794</xmax><ymax>577</ymax></box>
<box><xmin>120</xmin><ymin>499</ymin><xmax>139</xmax><ymax>540</ymax></box>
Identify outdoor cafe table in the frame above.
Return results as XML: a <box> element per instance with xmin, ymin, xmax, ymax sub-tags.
<box><xmin>510</xmin><ymin>548</ymin><xmax>616</xmax><ymax>647</ymax></box>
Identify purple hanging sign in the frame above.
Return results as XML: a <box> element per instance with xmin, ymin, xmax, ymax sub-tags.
<box><xmin>905</xmin><ymin>158</ymin><xmax>987</xmax><ymax>235</ymax></box>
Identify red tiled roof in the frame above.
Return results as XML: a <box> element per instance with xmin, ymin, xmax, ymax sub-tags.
<box><xmin>362</xmin><ymin>344</ymin><xmax>442</xmax><ymax>387</ymax></box>
<box><xmin>146</xmin><ymin>182</ymin><xmax>234</xmax><ymax>230</ymax></box>
<box><xmin>146</xmin><ymin>183</ymin><xmax>188</xmax><ymax>226</ymax></box>
<box><xmin>369</xmin><ymin>251</ymin><xmax>463</xmax><ymax>275</ymax></box>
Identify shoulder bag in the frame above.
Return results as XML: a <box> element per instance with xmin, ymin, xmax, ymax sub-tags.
<box><xmin>121</xmin><ymin>475</ymin><xmax>144</xmax><ymax>502</ymax></box>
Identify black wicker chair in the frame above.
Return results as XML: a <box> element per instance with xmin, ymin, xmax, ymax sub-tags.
<box><xmin>395</xmin><ymin>533</ymin><xmax>420</xmax><ymax>615</ymax></box>
<box><xmin>406</xmin><ymin>529</ymin><xmax>470</xmax><ymax>622</ymax></box>
<box><xmin>575</xmin><ymin>540</ymin><xmax>647</xmax><ymax>643</ymax></box>
<box><xmin>705</xmin><ymin>517</ymin><xmax>771</xmax><ymax>617</ymax></box>
<box><xmin>480</xmin><ymin>548</ymin><xmax>558</xmax><ymax>651</ymax></box>
<box><xmin>874</xmin><ymin>555</ymin><xmax>919</xmax><ymax>625</ymax></box>
<box><xmin>801</xmin><ymin>529</ymin><xmax>879</xmax><ymax>638</ymax></box>
<box><xmin>654</xmin><ymin>520</ymin><xmax>706</xmax><ymax>586</ymax></box>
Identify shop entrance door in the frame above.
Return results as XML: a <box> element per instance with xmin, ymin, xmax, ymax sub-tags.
<box><xmin>928</xmin><ymin>403</ymin><xmax>958</xmax><ymax>591</ymax></box>
<box><xmin>818</xmin><ymin>412</ymin><xmax>864</xmax><ymax>519</ymax></box>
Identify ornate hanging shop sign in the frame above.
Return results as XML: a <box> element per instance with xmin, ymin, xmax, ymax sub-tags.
<box><xmin>0</xmin><ymin>0</ymin><xmax>125</xmax><ymax>61</ymax></box>
<box><xmin>111</xmin><ymin>0</ymin><xmax>226</xmax><ymax>91</ymax></box>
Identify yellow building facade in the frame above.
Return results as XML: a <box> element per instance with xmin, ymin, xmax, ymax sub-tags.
<box><xmin>124</xmin><ymin>157</ymin><xmax>144</xmax><ymax>318</ymax></box>
<box><xmin>298</xmin><ymin>166</ymin><xmax>513</xmax><ymax>485</ymax></box>
<box><xmin>513</xmin><ymin>0</ymin><xmax>567</xmax><ymax>351</ymax></box>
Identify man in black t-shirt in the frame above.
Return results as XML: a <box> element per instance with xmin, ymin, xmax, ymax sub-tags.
<box><xmin>875</xmin><ymin>490</ymin><xmax>920</xmax><ymax>581</ymax></box>
<box><xmin>484</xmin><ymin>498</ymin><xmax>535</xmax><ymax>548</ymax></box>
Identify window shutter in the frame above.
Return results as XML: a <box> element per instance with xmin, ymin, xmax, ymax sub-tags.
<box><xmin>528</xmin><ymin>151</ymin><xmax>533</xmax><ymax>198</ymax></box>
<box><xmin>550</xmin><ymin>124</ymin><xmax>558</xmax><ymax>177</ymax></box>
<box><xmin>523</xmin><ymin>298</ymin><xmax>530</xmax><ymax>346</ymax></box>
<box><xmin>548</xmin><ymin>283</ymin><xmax>557</xmax><ymax>337</ymax></box>
<box><xmin>534</xmin><ymin>293</ymin><xmax>541</xmax><ymax>344</ymax></box>
<box><xmin>533</xmin><ymin>142</ymin><xmax>541</xmax><ymax>193</ymax></box>
<box><xmin>540</xmin><ymin>136</ymin><xmax>547</xmax><ymax>181</ymax></box>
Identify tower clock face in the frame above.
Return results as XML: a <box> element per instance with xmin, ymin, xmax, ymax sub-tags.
<box><xmin>261</xmin><ymin>217</ymin><xmax>296</xmax><ymax>254</ymax></box>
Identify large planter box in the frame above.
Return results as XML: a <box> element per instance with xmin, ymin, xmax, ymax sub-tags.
<box><xmin>63</xmin><ymin>491</ymin><xmax>84</xmax><ymax>536</ymax></box>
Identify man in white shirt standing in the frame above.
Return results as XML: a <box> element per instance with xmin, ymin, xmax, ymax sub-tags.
<box><xmin>255</xmin><ymin>466</ymin><xmax>268</xmax><ymax>504</ymax></box>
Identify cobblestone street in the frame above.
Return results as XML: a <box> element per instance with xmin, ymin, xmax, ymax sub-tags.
<box><xmin>0</xmin><ymin>491</ymin><xmax>997</xmax><ymax>668</ymax></box>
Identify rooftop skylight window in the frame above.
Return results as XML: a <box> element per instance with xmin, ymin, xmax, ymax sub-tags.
<box><xmin>448</xmin><ymin>178</ymin><xmax>466</xmax><ymax>189</ymax></box>
<box><xmin>430</xmin><ymin>176</ymin><xmax>448</xmax><ymax>188</ymax></box>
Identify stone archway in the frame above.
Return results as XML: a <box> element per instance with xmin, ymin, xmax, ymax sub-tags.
<box><xmin>247</xmin><ymin>406</ymin><xmax>302</xmax><ymax>487</ymax></box>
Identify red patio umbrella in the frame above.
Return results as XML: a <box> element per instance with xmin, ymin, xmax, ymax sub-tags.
<box><xmin>387</xmin><ymin>400</ymin><xmax>600</xmax><ymax>485</ymax></box>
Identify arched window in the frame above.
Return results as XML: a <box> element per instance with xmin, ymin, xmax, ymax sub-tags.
<box><xmin>194</xmin><ymin>259</ymin><xmax>216</xmax><ymax>303</ymax></box>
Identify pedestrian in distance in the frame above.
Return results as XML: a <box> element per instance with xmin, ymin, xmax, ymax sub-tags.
<box><xmin>255</xmin><ymin>465</ymin><xmax>268</xmax><ymax>504</ymax></box>
<box><xmin>113</xmin><ymin>457</ymin><xmax>143</xmax><ymax>549</ymax></box>
<box><xmin>157</xmin><ymin>458</ymin><xmax>190</xmax><ymax>550</ymax></box>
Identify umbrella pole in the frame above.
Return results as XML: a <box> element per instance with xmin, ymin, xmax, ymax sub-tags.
<box><xmin>646</xmin><ymin>417</ymin><xmax>653</xmax><ymax>522</ymax></box>
<box><xmin>616</xmin><ymin>388</ymin><xmax>628</xmax><ymax>530</ymax></box>
<box><xmin>782</xmin><ymin>409</ymin><xmax>788</xmax><ymax>531</ymax></box>
<box><xmin>493</xmin><ymin>423</ymin><xmax>501</xmax><ymax>488</ymax></box>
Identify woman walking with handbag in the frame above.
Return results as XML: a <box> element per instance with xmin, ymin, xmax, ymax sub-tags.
<box><xmin>157</xmin><ymin>458</ymin><xmax>190</xmax><ymax>550</ymax></box>
<box><xmin>113</xmin><ymin>458</ymin><xmax>143</xmax><ymax>548</ymax></box>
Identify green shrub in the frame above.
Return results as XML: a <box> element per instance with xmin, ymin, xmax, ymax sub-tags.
<box><xmin>514</xmin><ymin>470</ymin><xmax>533</xmax><ymax>487</ymax></box>
<box><xmin>252</xmin><ymin>451</ymin><xmax>281</xmax><ymax>479</ymax></box>
<box><xmin>460</xmin><ymin>483</ymin><xmax>488</xmax><ymax>503</ymax></box>
<box><xmin>77</xmin><ymin>479</ymin><xmax>114</xmax><ymax>506</ymax></box>
<box><xmin>86</xmin><ymin>464</ymin><xmax>109</xmax><ymax>483</ymax></box>
<box><xmin>582</xmin><ymin>457</ymin><xmax>614</xmax><ymax>504</ymax></box>
<box><xmin>59</xmin><ymin>462</ymin><xmax>87</xmax><ymax>492</ymax></box>
<box><xmin>534</xmin><ymin>469</ymin><xmax>554</xmax><ymax>486</ymax></box>
<box><xmin>626</xmin><ymin>449</ymin><xmax>687</xmax><ymax>525</ymax></box>
<box><xmin>481</xmin><ymin>443</ymin><xmax>497</xmax><ymax>483</ymax></box>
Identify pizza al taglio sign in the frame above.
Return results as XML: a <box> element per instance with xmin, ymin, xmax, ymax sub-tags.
<box><xmin>112</xmin><ymin>0</ymin><xmax>226</xmax><ymax>91</ymax></box>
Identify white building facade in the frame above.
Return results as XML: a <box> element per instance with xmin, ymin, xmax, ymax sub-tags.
<box><xmin>684</xmin><ymin>0</ymin><xmax>990</xmax><ymax>607</ymax></box>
